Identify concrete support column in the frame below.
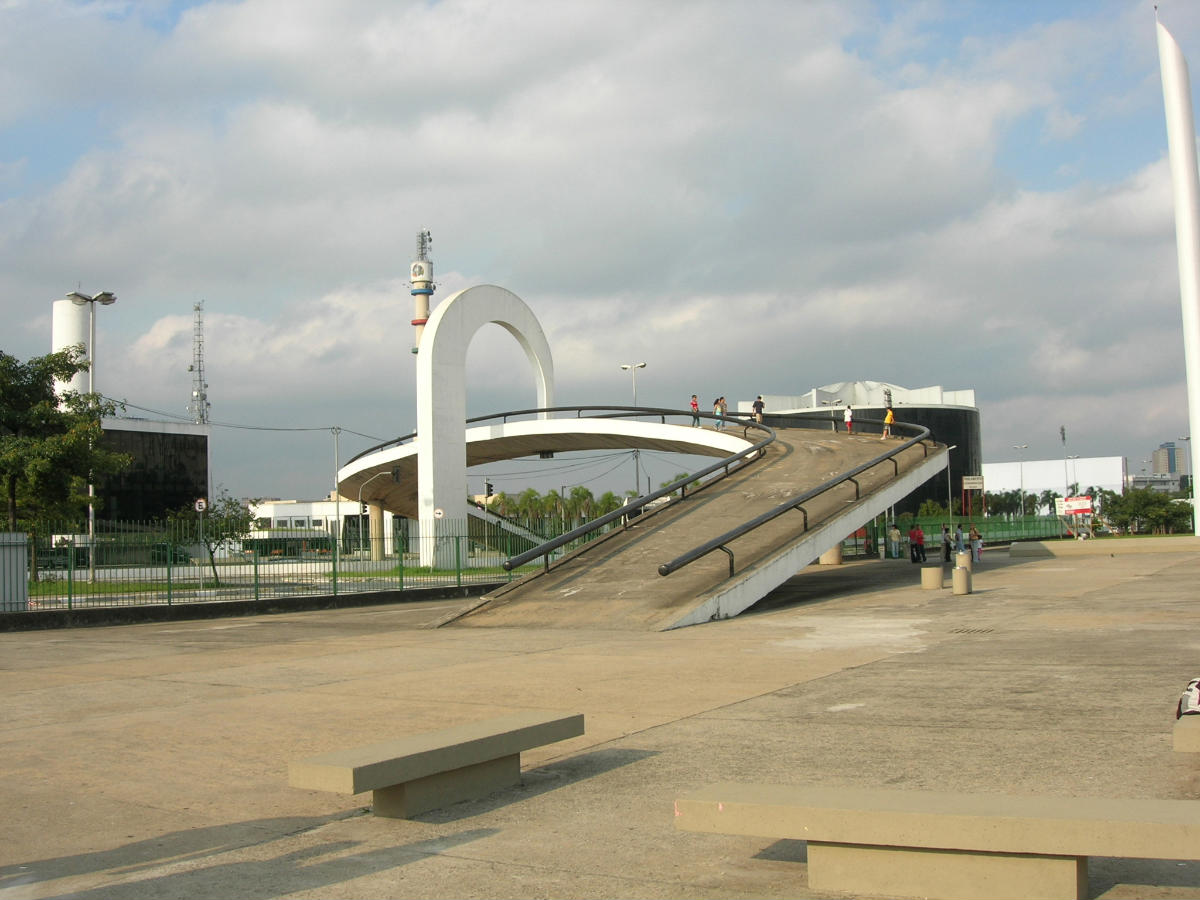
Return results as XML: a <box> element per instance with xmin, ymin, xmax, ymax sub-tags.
<box><xmin>369</xmin><ymin>504</ymin><xmax>384</xmax><ymax>562</ymax></box>
<box><xmin>952</xmin><ymin>566</ymin><xmax>972</xmax><ymax>595</ymax></box>
<box><xmin>921</xmin><ymin>566</ymin><xmax>944</xmax><ymax>590</ymax></box>
<box><xmin>819</xmin><ymin>545</ymin><xmax>844</xmax><ymax>565</ymax></box>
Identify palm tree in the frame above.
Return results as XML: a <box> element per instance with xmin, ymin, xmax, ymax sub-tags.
<box><xmin>569</xmin><ymin>486</ymin><xmax>594</xmax><ymax>520</ymax></box>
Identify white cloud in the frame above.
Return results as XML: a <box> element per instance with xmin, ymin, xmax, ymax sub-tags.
<box><xmin>2</xmin><ymin>0</ymin><xmax>1199</xmax><ymax>498</ymax></box>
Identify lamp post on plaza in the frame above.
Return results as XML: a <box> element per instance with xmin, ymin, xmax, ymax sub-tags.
<box><xmin>67</xmin><ymin>290</ymin><xmax>116</xmax><ymax>583</ymax></box>
<box><xmin>620</xmin><ymin>362</ymin><xmax>646</xmax><ymax>495</ymax></box>
<box><xmin>1012</xmin><ymin>444</ymin><xmax>1028</xmax><ymax>521</ymax></box>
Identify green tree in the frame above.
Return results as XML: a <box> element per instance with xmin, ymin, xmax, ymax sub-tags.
<box><xmin>516</xmin><ymin>487</ymin><xmax>542</xmax><ymax>520</ymax></box>
<box><xmin>169</xmin><ymin>490</ymin><xmax>258</xmax><ymax>586</ymax></box>
<box><xmin>595</xmin><ymin>491</ymin><xmax>622</xmax><ymax>515</ymax></box>
<box><xmin>569</xmin><ymin>485</ymin><xmax>594</xmax><ymax>519</ymax></box>
<box><xmin>1038</xmin><ymin>489</ymin><xmax>1061</xmax><ymax>515</ymax></box>
<box><xmin>918</xmin><ymin>498</ymin><xmax>947</xmax><ymax>518</ymax></box>
<box><xmin>0</xmin><ymin>346</ymin><xmax>129</xmax><ymax>531</ymax></box>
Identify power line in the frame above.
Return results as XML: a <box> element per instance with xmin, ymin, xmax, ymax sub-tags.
<box><xmin>102</xmin><ymin>395</ymin><xmax>385</xmax><ymax>442</ymax></box>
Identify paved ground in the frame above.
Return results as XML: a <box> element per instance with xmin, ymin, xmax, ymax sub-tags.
<box><xmin>3</xmin><ymin>538</ymin><xmax>1200</xmax><ymax>899</ymax></box>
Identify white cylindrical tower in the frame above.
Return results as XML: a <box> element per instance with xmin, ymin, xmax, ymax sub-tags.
<box><xmin>410</xmin><ymin>228</ymin><xmax>435</xmax><ymax>354</ymax></box>
<box><xmin>51</xmin><ymin>297</ymin><xmax>89</xmax><ymax>396</ymax></box>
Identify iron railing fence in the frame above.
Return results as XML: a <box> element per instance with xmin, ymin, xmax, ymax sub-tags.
<box><xmin>7</xmin><ymin>515</ymin><xmax>615</xmax><ymax>613</ymax></box>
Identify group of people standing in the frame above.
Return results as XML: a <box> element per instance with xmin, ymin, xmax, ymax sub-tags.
<box><xmin>939</xmin><ymin>523</ymin><xmax>983</xmax><ymax>563</ymax></box>
<box><xmin>690</xmin><ymin>394</ymin><xmax>761</xmax><ymax>428</ymax></box>
<box><xmin>690</xmin><ymin>394</ymin><xmax>731</xmax><ymax>429</ymax></box>
<box><xmin>842</xmin><ymin>405</ymin><xmax>896</xmax><ymax>439</ymax></box>
<box><xmin>887</xmin><ymin>522</ymin><xmax>983</xmax><ymax>563</ymax></box>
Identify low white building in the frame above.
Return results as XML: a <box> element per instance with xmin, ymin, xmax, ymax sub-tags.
<box><xmin>249</xmin><ymin>496</ymin><xmax>410</xmax><ymax>556</ymax></box>
<box><xmin>980</xmin><ymin>457</ymin><xmax>1126</xmax><ymax>497</ymax></box>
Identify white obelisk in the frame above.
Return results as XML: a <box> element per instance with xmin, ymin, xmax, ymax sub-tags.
<box><xmin>1157</xmin><ymin>16</ymin><xmax>1200</xmax><ymax>535</ymax></box>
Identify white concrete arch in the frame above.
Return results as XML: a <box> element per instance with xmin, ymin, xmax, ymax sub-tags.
<box><xmin>416</xmin><ymin>285</ymin><xmax>554</xmax><ymax>564</ymax></box>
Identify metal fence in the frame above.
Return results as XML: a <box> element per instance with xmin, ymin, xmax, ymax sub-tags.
<box><xmin>1</xmin><ymin>516</ymin><xmax>619</xmax><ymax>613</ymax></box>
<box><xmin>1</xmin><ymin>511</ymin><xmax>1070</xmax><ymax>615</ymax></box>
<box><xmin>869</xmin><ymin>515</ymin><xmax>1067</xmax><ymax>558</ymax></box>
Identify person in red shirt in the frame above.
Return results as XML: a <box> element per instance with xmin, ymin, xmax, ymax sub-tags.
<box><xmin>690</xmin><ymin>394</ymin><xmax>700</xmax><ymax>427</ymax></box>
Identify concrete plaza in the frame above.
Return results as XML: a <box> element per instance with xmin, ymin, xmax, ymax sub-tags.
<box><xmin>3</xmin><ymin>538</ymin><xmax>1200</xmax><ymax>899</ymax></box>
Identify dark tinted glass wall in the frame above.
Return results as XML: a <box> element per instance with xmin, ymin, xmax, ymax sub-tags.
<box><xmin>765</xmin><ymin>406</ymin><xmax>981</xmax><ymax>516</ymax></box>
<box><xmin>97</xmin><ymin>428</ymin><xmax>209</xmax><ymax>521</ymax></box>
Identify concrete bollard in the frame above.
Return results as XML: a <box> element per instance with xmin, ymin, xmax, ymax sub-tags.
<box><xmin>819</xmin><ymin>545</ymin><xmax>843</xmax><ymax>566</ymax></box>
<box><xmin>956</xmin><ymin>551</ymin><xmax>972</xmax><ymax>573</ymax></box>
<box><xmin>952</xmin><ymin>566</ymin><xmax>972</xmax><ymax>595</ymax></box>
<box><xmin>920</xmin><ymin>566</ymin><xmax>944</xmax><ymax>590</ymax></box>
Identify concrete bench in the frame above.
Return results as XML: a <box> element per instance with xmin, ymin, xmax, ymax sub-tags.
<box><xmin>289</xmin><ymin>710</ymin><xmax>583</xmax><ymax>818</ymax></box>
<box><xmin>675</xmin><ymin>782</ymin><xmax>1200</xmax><ymax>900</ymax></box>
<box><xmin>1175</xmin><ymin>715</ymin><xmax>1200</xmax><ymax>751</ymax></box>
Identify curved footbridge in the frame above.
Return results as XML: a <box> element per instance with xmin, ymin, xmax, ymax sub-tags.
<box><xmin>457</xmin><ymin>425</ymin><xmax>945</xmax><ymax>630</ymax></box>
<box><xmin>341</xmin><ymin>410</ymin><xmax>948</xmax><ymax>631</ymax></box>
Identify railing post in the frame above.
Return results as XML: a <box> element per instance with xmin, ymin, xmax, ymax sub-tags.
<box><xmin>455</xmin><ymin>533</ymin><xmax>463</xmax><ymax>588</ymax></box>
<box><xmin>332</xmin><ymin>530</ymin><xmax>338</xmax><ymax>596</ymax></box>
<box><xmin>253</xmin><ymin>545</ymin><xmax>260</xmax><ymax>601</ymax></box>
<box><xmin>66</xmin><ymin>540</ymin><xmax>74</xmax><ymax>611</ymax></box>
<box><xmin>166</xmin><ymin>546</ymin><xmax>172</xmax><ymax>607</ymax></box>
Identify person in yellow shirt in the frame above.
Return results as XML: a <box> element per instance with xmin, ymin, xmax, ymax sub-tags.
<box><xmin>881</xmin><ymin>407</ymin><xmax>895</xmax><ymax>439</ymax></box>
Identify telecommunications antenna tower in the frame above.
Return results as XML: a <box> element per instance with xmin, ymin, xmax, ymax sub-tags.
<box><xmin>410</xmin><ymin>228</ymin><xmax>435</xmax><ymax>354</ymax></box>
<box><xmin>187</xmin><ymin>301</ymin><xmax>211</xmax><ymax>424</ymax></box>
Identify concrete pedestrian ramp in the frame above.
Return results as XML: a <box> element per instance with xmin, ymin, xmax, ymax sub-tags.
<box><xmin>449</xmin><ymin>428</ymin><xmax>947</xmax><ymax>631</ymax></box>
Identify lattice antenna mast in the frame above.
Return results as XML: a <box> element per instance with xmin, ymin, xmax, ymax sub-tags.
<box><xmin>186</xmin><ymin>301</ymin><xmax>211</xmax><ymax>424</ymax></box>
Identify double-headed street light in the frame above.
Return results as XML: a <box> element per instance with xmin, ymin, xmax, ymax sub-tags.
<box><xmin>620</xmin><ymin>363</ymin><xmax>647</xmax><ymax>495</ymax></box>
<box><xmin>68</xmin><ymin>290</ymin><xmax>117</xmax><ymax>583</ymax></box>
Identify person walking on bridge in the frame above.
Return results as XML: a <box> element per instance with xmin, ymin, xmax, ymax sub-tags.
<box><xmin>881</xmin><ymin>407</ymin><xmax>894</xmax><ymax>439</ymax></box>
<box><xmin>690</xmin><ymin>394</ymin><xmax>700</xmax><ymax>427</ymax></box>
<box><xmin>752</xmin><ymin>395</ymin><xmax>765</xmax><ymax>423</ymax></box>
<box><xmin>843</xmin><ymin>405</ymin><xmax>853</xmax><ymax>434</ymax></box>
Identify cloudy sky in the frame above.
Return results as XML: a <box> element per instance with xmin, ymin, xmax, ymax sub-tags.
<box><xmin>4</xmin><ymin>0</ymin><xmax>1200</xmax><ymax>501</ymax></box>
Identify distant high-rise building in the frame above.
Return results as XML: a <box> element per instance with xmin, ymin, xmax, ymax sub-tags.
<box><xmin>1153</xmin><ymin>441</ymin><xmax>1190</xmax><ymax>477</ymax></box>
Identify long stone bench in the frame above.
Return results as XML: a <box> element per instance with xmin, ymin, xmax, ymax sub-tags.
<box><xmin>675</xmin><ymin>782</ymin><xmax>1200</xmax><ymax>900</ymax></box>
<box><xmin>289</xmin><ymin>710</ymin><xmax>584</xmax><ymax>818</ymax></box>
<box><xmin>1175</xmin><ymin>715</ymin><xmax>1200</xmax><ymax>751</ymax></box>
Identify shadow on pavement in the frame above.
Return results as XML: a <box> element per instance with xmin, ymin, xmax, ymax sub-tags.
<box><xmin>20</xmin><ymin>828</ymin><xmax>499</xmax><ymax>900</ymax></box>
<box><xmin>418</xmin><ymin>748</ymin><xmax>660</xmax><ymax>823</ymax></box>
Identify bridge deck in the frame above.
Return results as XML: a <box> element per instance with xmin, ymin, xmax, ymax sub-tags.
<box><xmin>452</xmin><ymin>428</ymin><xmax>940</xmax><ymax>630</ymax></box>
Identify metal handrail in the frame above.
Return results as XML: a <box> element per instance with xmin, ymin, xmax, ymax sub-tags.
<box><xmin>501</xmin><ymin>411</ymin><xmax>777</xmax><ymax>572</ymax></box>
<box><xmin>345</xmin><ymin>404</ymin><xmax>763</xmax><ymax>465</ymax></box>
<box><xmin>656</xmin><ymin>419</ymin><xmax>934</xmax><ymax>578</ymax></box>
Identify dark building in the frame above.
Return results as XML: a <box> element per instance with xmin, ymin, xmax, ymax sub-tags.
<box><xmin>97</xmin><ymin>419</ymin><xmax>210</xmax><ymax>522</ymax></box>
<box><xmin>745</xmin><ymin>382</ymin><xmax>981</xmax><ymax>517</ymax></box>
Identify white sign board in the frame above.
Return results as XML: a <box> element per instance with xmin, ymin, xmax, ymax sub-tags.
<box><xmin>194</xmin><ymin>498</ymin><xmax>208</xmax><ymax>512</ymax></box>
<box><xmin>961</xmin><ymin>475</ymin><xmax>985</xmax><ymax>490</ymax></box>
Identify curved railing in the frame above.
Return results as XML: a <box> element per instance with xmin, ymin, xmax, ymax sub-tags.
<box><xmin>494</xmin><ymin>409</ymin><xmax>778</xmax><ymax>573</ymax></box>
<box><xmin>656</xmin><ymin>418</ymin><xmax>934</xmax><ymax>578</ymax></box>
<box><xmin>345</xmin><ymin>405</ymin><xmax>766</xmax><ymax>466</ymax></box>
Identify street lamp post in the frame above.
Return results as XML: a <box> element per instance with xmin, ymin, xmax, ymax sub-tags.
<box><xmin>620</xmin><ymin>363</ymin><xmax>646</xmax><ymax>495</ymax></box>
<box><xmin>1012</xmin><ymin>444</ymin><xmax>1028</xmax><ymax>521</ymax></box>
<box><xmin>67</xmin><ymin>290</ymin><xmax>116</xmax><ymax>584</ymax></box>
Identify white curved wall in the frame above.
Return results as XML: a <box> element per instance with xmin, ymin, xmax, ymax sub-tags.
<box><xmin>415</xmin><ymin>284</ymin><xmax>555</xmax><ymax>565</ymax></box>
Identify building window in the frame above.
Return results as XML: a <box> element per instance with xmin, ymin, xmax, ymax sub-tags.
<box><xmin>292</xmin><ymin>518</ymin><xmax>308</xmax><ymax>527</ymax></box>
